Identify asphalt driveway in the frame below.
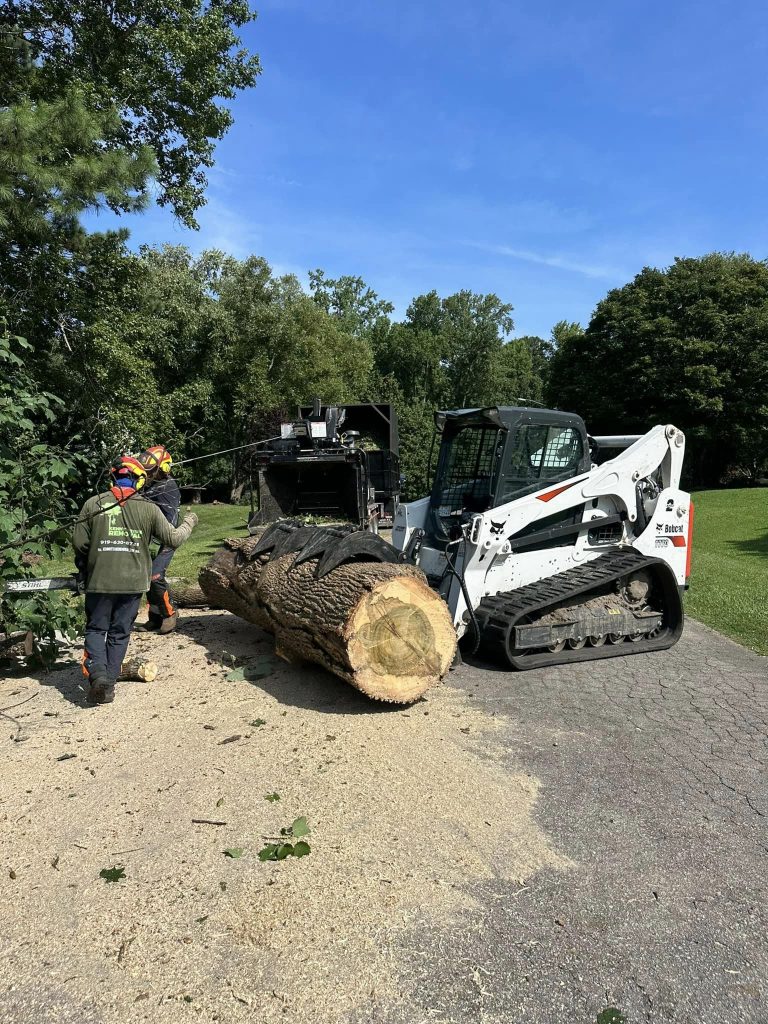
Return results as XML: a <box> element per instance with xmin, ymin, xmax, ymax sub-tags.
<box><xmin>1</xmin><ymin>613</ymin><xmax>765</xmax><ymax>1024</ymax></box>
<box><xmin>380</xmin><ymin>620</ymin><xmax>768</xmax><ymax>1024</ymax></box>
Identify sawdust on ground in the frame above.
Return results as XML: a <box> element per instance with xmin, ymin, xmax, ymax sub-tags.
<box><xmin>0</xmin><ymin>609</ymin><xmax>570</xmax><ymax>1024</ymax></box>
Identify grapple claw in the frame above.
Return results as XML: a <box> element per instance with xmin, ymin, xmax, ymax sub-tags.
<box><xmin>252</xmin><ymin>520</ymin><xmax>305</xmax><ymax>558</ymax></box>
<box><xmin>292</xmin><ymin>526</ymin><xmax>354</xmax><ymax>567</ymax></box>
<box><xmin>314</xmin><ymin>531</ymin><xmax>404</xmax><ymax>579</ymax></box>
<box><xmin>253</xmin><ymin>522</ymin><xmax>403</xmax><ymax>578</ymax></box>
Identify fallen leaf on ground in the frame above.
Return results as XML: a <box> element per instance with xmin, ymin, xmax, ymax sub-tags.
<box><xmin>290</xmin><ymin>816</ymin><xmax>310</xmax><ymax>838</ymax></box>
<box><xmin>99</xmin><ymin>866</ymin><xmax>126</xmax><ymax>883</ymax></box>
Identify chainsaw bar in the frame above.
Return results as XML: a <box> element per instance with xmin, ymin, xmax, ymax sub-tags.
<box><xmin>3</xmin><ymin>576</ymin><xmax>83</xmax><ymax>595</ymax></box>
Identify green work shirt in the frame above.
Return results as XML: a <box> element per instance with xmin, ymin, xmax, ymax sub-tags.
<box><xmin>72</xmin><ymin>489</ymin><xmax>195</xmax><ymax>594</ymax></box>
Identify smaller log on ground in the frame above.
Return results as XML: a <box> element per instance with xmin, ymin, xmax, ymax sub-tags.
<box><xmin>199</xmin><ymin>537</ymin><xmax>457</xmax><ymax>704</ymax></box>
<box><xmin>119</xmin><ymin>660</ymin><xmax>159</xmax><ymax>682</ymax></box>
<box><xmin>168</xmin><ymin>579</ymin><xmax>216</xmax><ymax>608</ymax></box>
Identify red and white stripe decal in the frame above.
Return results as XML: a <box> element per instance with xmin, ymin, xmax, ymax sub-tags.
<box><xmin>535</xmin><ymin>478</ymin><xmax>586</xmax><ymax>503</ymax></box>
<box><xmin>669</xmin><ymin>535</ymin><xmax>686</xmax><ymax>548</ymax></box>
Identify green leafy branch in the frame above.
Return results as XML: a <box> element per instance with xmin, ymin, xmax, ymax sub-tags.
<box><xmin>258</xmin><ymin>816</ymin><xmax>311</xmax><ymax>862</ymax></box>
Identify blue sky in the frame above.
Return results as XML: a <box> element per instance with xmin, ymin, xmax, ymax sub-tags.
<box><xmin>88</xmin><ymin>0</ymin><xmax>768</xmax><ymax>338</ymax></box>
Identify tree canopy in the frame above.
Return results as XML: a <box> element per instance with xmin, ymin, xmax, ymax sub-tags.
<box><xmin>7</xmin><ymin>0</ymin><xmax>260</xmax><ymax>226</ymax></box>
<box><xmin>548</xmin><ymin>253</ymin><xmax>768</xmax><ymax>484</ymax></box>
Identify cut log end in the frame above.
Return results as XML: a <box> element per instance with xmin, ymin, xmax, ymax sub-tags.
<box><xmin>347</xmin><ymin>576</ymin><xmax>456</xmax><ymax>702</ymax></box>
<box><xmin>119</xmin><ymin>659</ymin><xmax>159</xmax><ymax>682</ymax></box>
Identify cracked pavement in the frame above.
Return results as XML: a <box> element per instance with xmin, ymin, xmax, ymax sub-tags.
<box><xmin>380</xmin><ymin>620</ymin><xmax>768</xmax><ymax>1024</ymax></box>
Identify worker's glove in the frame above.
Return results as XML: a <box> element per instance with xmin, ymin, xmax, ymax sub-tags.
<box><xmin>183</xmin><ymin>512</ymin><xmax>199</xmax><ymax>530</ymax></box>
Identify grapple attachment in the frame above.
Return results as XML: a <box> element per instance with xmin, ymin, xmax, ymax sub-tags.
<box><xmin>253</xmin><ymin>520</ymin><xmax>319</xmax><ymax>559</ymax></box>
<box><xmin>314</xmin><ymin>530</ymin><xmax>405</xmax><ymax>578</ymax></box>
<box><xmin>252</xmin><ymin>521</ymin><xmax>405</xmax><ymax>579</ymax></box>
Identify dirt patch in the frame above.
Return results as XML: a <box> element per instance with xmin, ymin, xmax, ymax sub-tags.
<box><xmin>0</xmin><ymin>609</ymin><xmax>569</xmax><ymax>1023</ymax></box>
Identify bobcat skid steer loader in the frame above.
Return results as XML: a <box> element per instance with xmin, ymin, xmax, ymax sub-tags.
<box><xmin>390</xmin><ymin>406</ymin><xmax>692</xmax><ymax>669</ymax></box>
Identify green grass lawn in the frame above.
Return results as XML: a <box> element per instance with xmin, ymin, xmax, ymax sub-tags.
<box><xmin>164</xmin><ymin>503</ymin><xmax>250</xmax><ymax>581</ymax></box>
<box><xmin>39</xmin><ymin>491</ymin><xmax>767</xmax><ymax>656</ymax></box>
<box><xmin>687</xmin><ymin>488</ymin><xmax>768</xmax><ymax>655</ymax></box>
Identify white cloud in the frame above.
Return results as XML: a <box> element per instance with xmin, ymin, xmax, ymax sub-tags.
<box><xmin>192</xmin><ymin>196</ymin><xmax>262</xmax><ymax>259</ymax></box>
<box><xmin>465</xmin><ymin>241</ymin><xmax>626</xmax><ymax>280</ymax></box>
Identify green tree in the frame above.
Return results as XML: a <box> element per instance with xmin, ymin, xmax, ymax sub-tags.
<box><xmin>494</xmin><ymin>337</ymin><xmax>545</xmax><ymax>406</ymax></box>
<box><xmin>373</xmin><ymin>289</ymin><xmax>515</xmax><ymax>409</ymax></box>
<box><xmin>201</xmin><ymin>256</ymin><xmax>374</xmax><ymax>496</ymax></box>
<box><xmin>309</xmin><ymin>270</ymin><xmax>394</xmax><ymax>338</ymax></box>
<box><xmin>0</xmin><ymin>90</ymin><xmax>154</xmax><ymax>240</ymax></box>
<box><xmin>369</xmin><ymin>289</ymin><xmax>517</xmax><ymax>497</ymax></box>
<box><xmin>550</xmin><ymin>320</ymin><xmax>584</xmax><ymax>351</ymax></box>
<box><xmin>11</xmin><ymin>0</ymin><xmax>260</xmax><ymax>226</ymax></box>
<box><xmin>547</xmin><ymin>254</ymin><xmax>768</xmax><ymax>484</ymax></box>
<box><xmin>0</xmin><ymin>0</ymin><xmax>260</xmax><ymax>398</ymax></box>
<box><xmin>0</xmin><ymin>325</ymin><xmax>80</xmax><ymax>661</ymax></box>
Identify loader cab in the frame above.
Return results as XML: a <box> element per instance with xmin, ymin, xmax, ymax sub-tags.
<box><xmin>428</xmin><ymin>406</ymin><xmax>590</xmax><ymax>542</ymax></box>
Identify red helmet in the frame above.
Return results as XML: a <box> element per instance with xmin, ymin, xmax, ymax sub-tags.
<box><xmin>111</xmin><ymin>455</ymin><xmax>147</xmax><ymax>490</ymax></box>
<box><xmin>140</xmin><ymin>445</ymin><xmax>173</xmax><ymax>476</ymax></box>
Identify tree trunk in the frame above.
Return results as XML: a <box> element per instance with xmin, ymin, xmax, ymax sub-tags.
<box><xmin>199</xmin><ymin>537</ymin><xmax>456</xmax><ymax>704</ymax></box>
<box><xmin>168</xmin><ymin>579</ymin><xmax>215</xmax><ymax>608</ymax></box>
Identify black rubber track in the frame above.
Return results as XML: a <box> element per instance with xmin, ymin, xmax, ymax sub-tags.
<box><xmin>474</xmin><ymin>549</ymin><xmax>684</xmax><ymax>670</ymax></box>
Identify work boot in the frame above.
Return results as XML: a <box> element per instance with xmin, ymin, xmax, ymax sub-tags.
<box><xmin>158</xmin><ymin>611</ymin><xmax>178</xmax><ymax>635</ymax></box>
<box><xmin>87</xmin><ymin>672</ymin><xmax>114</xmax><ymax>705</ymax></box>
<box><xmin>137</xmin><ymin>611</ymin><xmax>163</xmax><ymax>632</ymax></box>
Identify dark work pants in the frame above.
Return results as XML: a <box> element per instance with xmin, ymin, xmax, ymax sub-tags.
<box><xmin>83</xmin><ymin>593</ymin><xmax>142</xmax><ymax>680</ymax></box>
<box><xmin>148</xmin><ymin>546</ymin><xmax>176</xmax><ymax>621</ymax></box>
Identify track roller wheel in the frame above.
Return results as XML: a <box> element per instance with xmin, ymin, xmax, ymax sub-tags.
<box><xmin>607</xmin><ymin>633</ymin><xmax>624</xmax><ymax>645</ymax></box>
<box><xmin>567</xmin><ymin>637</ymin><xmax>587</xmax><ymax>650</ymax></box>
<box><xmin>587</xmin><ymin>635</ymin><xmax>605</xmax><ymax>647</ymax></box>
<box><xmin>547</xmin><ymin>640</ymin><xmax>566</xmax><ymax>653</ymax></box>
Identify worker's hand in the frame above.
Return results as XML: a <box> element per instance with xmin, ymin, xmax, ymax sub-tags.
<box><xmin>183</xmin><ymin>512</ymin><xmax>199</xmax><ymax>530</ymax></box>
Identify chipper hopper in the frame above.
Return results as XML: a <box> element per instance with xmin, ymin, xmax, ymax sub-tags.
<box><xmin>248</xmin><ymin>399</ymin><xmax>400</xmax><ymax>530</ymax></box>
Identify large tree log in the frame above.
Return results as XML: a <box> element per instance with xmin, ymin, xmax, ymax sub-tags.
<box><xmin>199</xmin><ymin>537</ymin><xmax>457</xmax><ymax>703</ymax></box>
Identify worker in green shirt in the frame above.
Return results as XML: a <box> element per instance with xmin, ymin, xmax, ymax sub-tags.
<box><xmin>72</xmin><ymin>455</ymin><xmax>199</xmax><ymax>704</ymax></box>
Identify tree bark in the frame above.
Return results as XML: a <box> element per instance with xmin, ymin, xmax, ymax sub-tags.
<box><xmin>199</xmin><ymin>537</ymin><xmax>457</xmax><ymax>703</ymax></box>
<box><xmin>168</xmin><ymin>579</ymin><xmax>215</xmax><ymax>608</ymax></box>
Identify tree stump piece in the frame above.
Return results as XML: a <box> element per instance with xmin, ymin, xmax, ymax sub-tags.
<box><xmin>119</xmin><ymin>660</ymin><xmax>159</xmax><ymax>682</ymax></box>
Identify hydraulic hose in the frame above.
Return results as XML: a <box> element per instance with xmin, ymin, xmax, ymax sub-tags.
<box><xmin>443</xmin><ymin>538</ymin><xmax>482</xmax><ymax>656</ymax></box>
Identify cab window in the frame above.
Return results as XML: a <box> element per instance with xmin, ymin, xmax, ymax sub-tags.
<box><xmin>500</xmin><ymin>424</ymin><xmax>583</xmax><ymax>502</ymax></box>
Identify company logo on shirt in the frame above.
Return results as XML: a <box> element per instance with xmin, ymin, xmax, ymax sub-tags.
<box><xmin>105</xmin><ymin>504</ymin><xmax>131</xmax><ymax>538</ymax></box>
